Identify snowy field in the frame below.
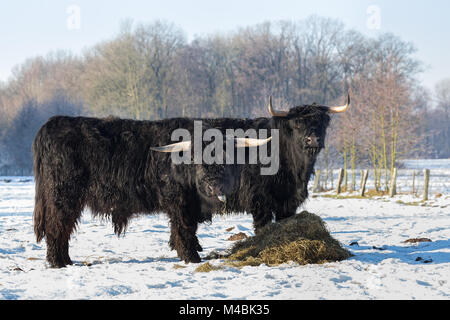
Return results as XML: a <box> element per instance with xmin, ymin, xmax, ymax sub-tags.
<box><xmin>0</xmin><ymin>172</ymin><xmax>449</xmax><ymax>300</ymax></box>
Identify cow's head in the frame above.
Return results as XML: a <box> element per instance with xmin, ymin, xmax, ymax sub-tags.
<box><xmin>151</xmin><ymin>137</ymin><xmax>270</xmax><ymax>203</ymax></box>
<box><xmin>268</xmin><ymin>94</ymin><xmax>350</xmax><ymax>156</ymax></box>
<box><xmin>194</xmin><ymin>164</ymin><xmax>238</xmax><ymax>205</ymax></box>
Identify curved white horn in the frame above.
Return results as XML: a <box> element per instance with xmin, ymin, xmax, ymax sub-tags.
<box><xmin>235</xmin><ymin>136</ymin><xmax>272</xmax><ymax>148</ymax></box>
<box><xmin>268</xmin><ymin>96</ymin><xmax>289</xmax><ymax>117</ymax></box>
<box><xmin>328</xmin><ymin>93</ymin><xmax>350</xmax><ymax>114</ymax></box>
<box><xmin>150</xmin><ymin>141</ymin><xmax>191</xmax><ymax>153</ymax></box>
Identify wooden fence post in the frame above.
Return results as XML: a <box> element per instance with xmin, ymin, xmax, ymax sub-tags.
<box><xmin>423</xmin><ymin>169</ymin><xmax>430</xmax><ymax>201</ymax></box>
<box><xmin>313</xmin><ymin>170</ymin><xmax>321</xmax><ymax>192</ymax></box>
<box><xmin>359</xmin><ymin>170</ymin><xmax>364</xmax><ymax>190</ymax></box>
<box><xmin>389</xmin><ymin>168</ymin><xmax>397</xmax><ymax>197</ymax></box>
<box><xmin>330</xmin><ymin>169</ymin><xmax>334</xmax><ymax>189</ymax></box>
<box><xmin>360</xmin><ymin>170</ymin><xmax>369</xmax><ymax>197</ymax></box>
<box><xmin>336</xmin><ymin>168</ymin><xmax>344</xmax><ymax>194</ymax></box>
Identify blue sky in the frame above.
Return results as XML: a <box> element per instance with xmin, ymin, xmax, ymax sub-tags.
<box><xmin>1</xmin><ymin>0</ymin><xmax>449</xmax><ymax>92</ymax></box>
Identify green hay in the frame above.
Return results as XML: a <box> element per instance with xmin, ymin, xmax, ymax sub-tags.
<box><xmin>225</xmin><ymin>211</ymin><xmax>352</xmax><ymax>267</ymax></box>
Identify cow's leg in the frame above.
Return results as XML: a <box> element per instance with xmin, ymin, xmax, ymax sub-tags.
<box><xmin>169</xmin><ymin>213</ymin><xmax>201</xmax><ymax>264</ymax></box>
<box><xmin>38</xmin><ymin>145</ymin><xmax>87</xmax><ymax>268</ymax></box>
<box><xmin>61</xmin><ymin>239</ymin><xmax>72</xmax><ymax>266</ymax></box>
<box><xmin>194</xmin><ymin>236</ymin><xmax>202</xmax><ymax>252</ymax></box>
<box><xmin>169</xmin><ymin>223</ymin><xmax>202</xmax><ymax>252</ymax></box>
<box><xmin>46</xmin><ymin>229</ymin><xmax>70</xmax><ymax>268</ymax></box>
<box><xmin>251</xmin><ymin>208</ymin><xmax>273</xmax><ymax>235</ymax></box>
<box><xmin>45</xmin><ymin>208</ymin><xmax>80</xmax><ymax>268</ymax></box>
<box><xmin>274</xmin><ymin>197</ymin><xmax>298</xmax><ymax>222</ymax></box>
<box><xmin>45</xmin><ymin>185</ymin><xmax>84</xmax><ymax>268</ymax></box>
<box><xmin>169</xmin><ymin>233</ymin><xmax>202</xmax><ymax>253</ymax></box>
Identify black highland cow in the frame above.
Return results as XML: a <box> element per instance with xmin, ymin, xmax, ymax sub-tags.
<box><xmin>154</xmin><ymin>95</ymin><xmax>349</xmax><ymax>231</ymax></box>
<box><xmin>33</xmin><ymin>95</ymin><xmax>349</xmax><ymax>267</ymax></box>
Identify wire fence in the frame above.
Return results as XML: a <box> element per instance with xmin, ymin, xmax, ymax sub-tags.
<box><xmin>311</xmin><ymin>168</ymin><xmax>450</xmax><ymax>196</ymax></box>
<box><xmin>1</xmin><ymin>166</ymin><xmax>449</xmax><ymax>195</ymax></box>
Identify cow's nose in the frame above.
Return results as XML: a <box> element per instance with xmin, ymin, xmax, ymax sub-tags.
<box><xmin>306</xmin><ymin>136</ymin><xmax>319</xmax><ymax>147</ymax></box>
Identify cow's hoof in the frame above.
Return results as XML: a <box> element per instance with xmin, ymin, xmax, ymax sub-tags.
<box><xmin>48</xmin><ymin>261</ymin><xmax>67</xmax><ymax>268</ymax></box>
<box><xmin>183</xmin><ymin>252</ymin><xmax>201</xmax><ymax>264</ymax></box>
<box><xmin>63</xmin><ymin>256</ymin><xmax>73</xmax><ymax>266</ymax></box>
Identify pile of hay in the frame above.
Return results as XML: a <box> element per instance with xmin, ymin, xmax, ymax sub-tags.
<box><xmin>225</xmin><ymin>211</ymin><xmax>352</xmax><ymax>267</ymax></box>
<box><xmin>194</xmin><ymin>262</ymin><xmax>223</xmax><ymax>272</ymax></box>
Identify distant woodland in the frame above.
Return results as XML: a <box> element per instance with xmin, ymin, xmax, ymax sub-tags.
<box><xmin>0</xmin><ymin>16</ymin><xmax>449</xmax><ymax>185</ymax></box>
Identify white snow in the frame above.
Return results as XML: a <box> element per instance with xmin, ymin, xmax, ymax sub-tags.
<box><xmin>0</xmin><ymin>176</ymin><xmax>449</xmax><ymax>300</ymax></box>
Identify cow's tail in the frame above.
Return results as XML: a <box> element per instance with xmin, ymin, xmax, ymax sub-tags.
<box><xmin>32</xmin><ymin>126</ymin><xmax>47</xmax><ymax>243</ymax></box>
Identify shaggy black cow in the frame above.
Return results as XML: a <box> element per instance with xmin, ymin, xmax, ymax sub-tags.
<box><xmin>33</xmin><ymin>117</ymin><xmax>251</xmax><ymax>267</ymax></box>
<box><xmin>33</xmin><ymin>95</ymin><xmax>348</xmax><ymax>267</ymax></box>
<box><xmin>153</xmin><ymin>95</ymin><xmax>350</xmax><ymax>234</ymax></box>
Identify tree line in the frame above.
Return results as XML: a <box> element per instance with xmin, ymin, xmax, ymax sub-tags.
<box><xmin>0</xmin><ymin>16</ymin><xmax>449</xmax><ymax>177</ymax></box>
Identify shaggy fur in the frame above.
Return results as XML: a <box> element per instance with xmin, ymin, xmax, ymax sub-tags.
<box><xmin>33</xmin><ymin>116</ymin><xmax>236</xmax><ymax>267</ymax></box>
<box><xmin>212</xmin><ymin>105</ymin><xmax>330</xmax><ymax>230</ymax></box>
<box><xmin>33</xmin><ymin>105</ymin><xmax>330</xmax><ymax>268</ymax></box>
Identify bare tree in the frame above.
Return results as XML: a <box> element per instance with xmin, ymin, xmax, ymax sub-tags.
<box><xmin>0</xmin><ymin>16</ymin><xmax>433</xmax><ymax>174</ymax></box>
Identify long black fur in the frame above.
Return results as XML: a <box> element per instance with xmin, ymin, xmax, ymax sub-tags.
<box><xmin>33</xmin><ymin>105</ymin><xmax>330</xmax><ymax>267</ymax></box>
<box><xmin>212</xmin><ymin>105</ymin><xmax>330</xmax><ymax>229</ymax></box>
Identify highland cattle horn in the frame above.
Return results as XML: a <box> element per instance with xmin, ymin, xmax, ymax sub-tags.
<box><xmin>327</xmin><ymin>93</ymin><xmax>350</xmax><ymax>114</ymax></box>
<box><xmin>150</xmin><ymin>141</ymin><xmax>192</xmax><ymax>153</ymax></box>
<box><xmin>234</xmin><ymin>136</ymin><xmax>273</xmax><ymax>148</ymax></box>
<box><xmin>268</xmin><ymin>96</ymin><xmax>289</xmax><ymax>117</ymax></box>
<box><xmin>268</xmin><ymin>93</ymin><xmax>350</xmax><ymax>116</ymax></box>
<box><xmin>151</xmin><ymin>136</ymin><xmax>272</xmax><ymax>153</ymax></box>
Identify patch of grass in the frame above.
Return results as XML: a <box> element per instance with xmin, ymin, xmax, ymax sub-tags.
<box><xmin>225</xmin><ymin>211</ymin><xmax>352</xmax><ymax>267</ymax></box>
<box><xmin>194</xmin><ymin>262</ymin><xmax>223</xmax><ymax>272</ymax></box>
<box><xmin>396</xmin><ymin>200</ymin><xmax>423</xmax><ymax>206</ymax></box>
<box><xmin>225</xmin><ymin>256</ymin><xmax>263</xmax><ymax>268</ymax></box>
<box><xmin>173</xmin><ymin>264</ymin><xmax>187</xmax><ymax>269</ymax></box>
<box><xmin>320</xmin><ymin>194</ymin><xmax>366</xmax><ymax>200</ymax></box>
<box><xmin>395</xmin><ymin>200</ymin><xmax>439</xmax><ymax>207</ymax></box>
<box><xmin>403</xmin><ymin>238</ymin><xmax>432</xmax><ymax>244</ymax></box>
<box><xmin>364</xmin><ymin>189</ymin><xmax>389</xmax><ymax>197</ymax></box>
<box><xmin>318</xmin><ymin>189</ymin><xmax>389</xmax><ymax>200</ymax></box>
<box><xmin>227</xmin><ymin>232</ymin><xmax>248</xmax><ymax>241</ymax></box>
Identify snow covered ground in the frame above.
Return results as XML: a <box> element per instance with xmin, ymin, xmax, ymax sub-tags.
<box><xmin>0</xmin><ymin>177</ymin><xmax>449</xmax><ymax>300</ymax></box>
